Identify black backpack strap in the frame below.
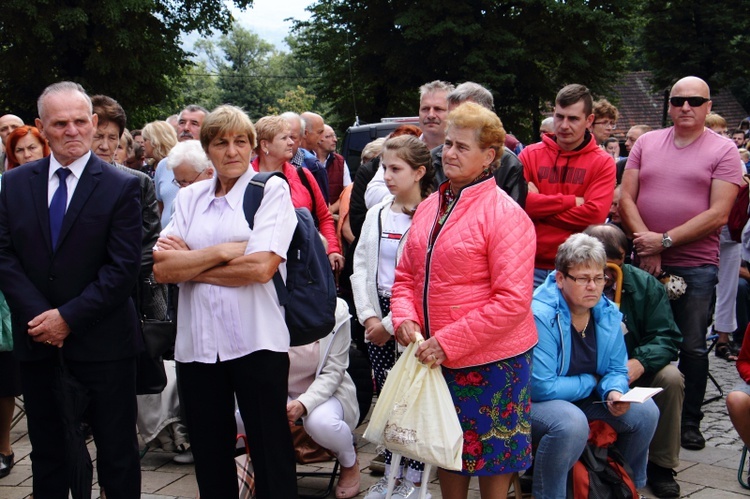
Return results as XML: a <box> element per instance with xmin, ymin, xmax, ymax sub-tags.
<box><xmin>296</xmin><ymin>167</ymin><xmax>320</xmax><ymax>227</ymax></box>
<box><xmin>242</xmin><ymin>171</ymin><xmax>289</xmax><ymax>303</ymax></box>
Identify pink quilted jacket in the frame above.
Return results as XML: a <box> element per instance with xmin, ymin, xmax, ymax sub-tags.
<box><xmin>391</xmin><ymin>177</ymin><xmax>538</xmax><ymax>369</ymax></box>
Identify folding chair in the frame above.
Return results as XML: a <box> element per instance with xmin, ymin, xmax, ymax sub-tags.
<box><xmin>739</xmin><ymin>445</ymin><xmax>750</xmax><ymax>490</ymax></box>
<box><xmin>10</xmin><ymin>396</ymin><xmax>24</xmax><ymax>430</ymax></box>
<box><xmin>703</xmin><ymin>334</ymin><xmax>724</xmax><ymax>405</ymax></box>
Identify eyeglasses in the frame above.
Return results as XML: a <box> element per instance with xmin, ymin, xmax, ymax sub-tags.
<box><xmin>172</xmin><ymin>169</ymin><xmax>206</xmax><ymax>188</ymax></box>
<box><xmin>669</xmin><ymin>96</ymin><xmax>710</xmax><ymax>107</ymax></box>
<box><xmin>564</xmin><ymin>273</ymin><xmax>609</xmax><ymax>286</ymax></box>
<box><xmin>593</xmin><ymin>121</ymin><xmax>616</xmax><ymax>130</ymax></box>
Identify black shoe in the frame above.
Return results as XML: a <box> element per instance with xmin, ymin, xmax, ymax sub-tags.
<box><xmin>715</xmin><ymin>342</ymin><xmax>738</xmax><ymax>361</ymax></box>
<box><xmin>681</xmin><ymin>426</ymin><xmax>705</xmax><ymax>450</ymax></box>
<box><xmin>0</xmin><ymin>452</ymin><xmax>14</xmax><ymax>479</ymax></box>
<box><xmin>646</xmin><ymin>461</ymin><xmax>680</xmax><ymax>498</ymax></box>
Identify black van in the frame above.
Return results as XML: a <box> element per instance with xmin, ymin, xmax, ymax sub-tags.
<box><xmin>340</xmin><ymin>118</ymin><xmax>418</xmax><ymax>174</ymax></box>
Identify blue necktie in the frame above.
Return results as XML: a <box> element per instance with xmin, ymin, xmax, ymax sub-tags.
<box><xmin>49</xmin><ymin>168</ymin><xmax>71</xmax><ymax>248</ymax></box>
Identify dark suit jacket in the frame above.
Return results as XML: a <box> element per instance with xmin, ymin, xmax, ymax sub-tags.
<box><xmin>0</xmin><ymin>154</ymin><xmax>142</xmax><ymax>362</ymax></box>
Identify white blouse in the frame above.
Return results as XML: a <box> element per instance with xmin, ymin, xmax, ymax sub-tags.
<box><xmin>161</xmin><ymin>168</ymin><xmax>297</xmax><ymax>363</ymax></box>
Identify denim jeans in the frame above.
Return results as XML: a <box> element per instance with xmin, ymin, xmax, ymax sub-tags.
<box><xmin>530</xmin><ymin>398</ymin><xmax>659</xmax><ymax>499</ymax></box>
<box><xmin>662</xmin><ymin>264</ymin><xmax>718</xmax><ymax>427</ymax></box>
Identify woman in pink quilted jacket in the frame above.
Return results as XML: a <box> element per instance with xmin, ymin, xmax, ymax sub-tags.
<box><xmin>392</xmin><ymin>102</ymin><xmax>538</xmax><ymax>499</ymax></box>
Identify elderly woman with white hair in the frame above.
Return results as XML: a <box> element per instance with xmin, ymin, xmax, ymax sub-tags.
<box><xmin>530</xmin><ymin>233</ymin><xmax>659</xmax><ymax>498</ymax></box>
<box><xmin>166</xmin><ymin>139</ymin><xmax>214</xmax><ymax>189</ymax></box>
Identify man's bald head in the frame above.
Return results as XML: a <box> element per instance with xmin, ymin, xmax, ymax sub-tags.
<box><xmin>300</xmin><ymin>112</ymin><xmax>324</xmax><ymax>151</ymax></box>
<box><xmin>671</xmin><ymin>76</ymin><xmax>710</xmax><ymax>99</ymax></box>
<box><xmin>0</xmin><ymin>114</ymin><xmax>24</xmax><ymax>141</ymax></box>
<box><xmin>669</xmin><ymin>76</ymin><xmax>712</xmax><ymax>132</ymax></box>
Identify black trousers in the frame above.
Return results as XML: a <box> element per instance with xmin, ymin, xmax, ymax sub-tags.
<box><xmin>177</xmin><ymin>350</ymin><xmax>298</xmax><ymax>499</ymax></box>
<box><xmin>20</xmin><ymin>356</ymin><xmax>140</xmax><ymax>499</ymax></box>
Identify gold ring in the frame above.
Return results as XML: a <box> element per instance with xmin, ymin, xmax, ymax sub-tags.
<box><xmin>45</xmin><ymin>340</ymin><xmax>52</xmax><ymax>345</ymax></box>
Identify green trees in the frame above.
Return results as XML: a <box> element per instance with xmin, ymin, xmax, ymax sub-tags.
<box><xmin>0</xmin><ymin>0</ymin><xmax>250</xmax><ymax>122</ymax></box>
<box><xmin>292</xmin><ymin>0</ymin><xmax>636</xmax><ymax>138</ymax></box>
<box><xmin>639</xmin><ymin>0</ymin><xmax>750</xmax><ymax>111</ymax></box>
<box><xmin>193</xmin><ymin>24</ymin><xmax>319</xmax><ymax>120</ymax></box>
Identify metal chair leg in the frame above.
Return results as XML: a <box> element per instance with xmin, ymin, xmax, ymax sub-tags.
<box><xmin>703</xmin><ymin>334</ymin><xmax>724</xmax><ymax>405</ymax></box>
<box><xmin>297</xmin><ymin>459</ymin><xmax>340</xmax><ymax>499</ymax></box>
<box><xmin>739</xmin><ymin>445</ymin><xmax>750</xmax><ymax>490</ymax></box>
<box><xmin>10</xmin><ymin>396</ymin><xmax>24</xmax><ymax>430</ymax></box>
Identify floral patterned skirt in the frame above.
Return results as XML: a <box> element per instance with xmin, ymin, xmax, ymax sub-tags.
<box><xmin>443</xmin><ymin>350</ymin><xmax>532</xmax><ymax>476</ymax></box>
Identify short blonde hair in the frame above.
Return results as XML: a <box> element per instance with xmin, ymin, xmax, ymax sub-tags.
<box><xmin>254</xmin><ymin>116</ymin><xmax>290</xmax><ymax>155</ymax></box>
<box><xmin>361</xmin><ymin>138</ymin><xmax>386</xmax><ymax>163</ymax></box>
<box><xmin>200</xmin><ymin>105</ymin><xmax>256</xmax><ymax>153</ymax></box>
<box><xmin>446</xmin><ymin>102</ymin><xmax>506</xmax><ymax>168</ymax></box>
<box><xmin>705</xmin><ymin>112</ymin><xmax>727</xmax><ymax>129</ymax></box>
<box><xmin>142</xmin><ymin>121</ymin><xmax>178</xmax><ymax>162</ymax></box>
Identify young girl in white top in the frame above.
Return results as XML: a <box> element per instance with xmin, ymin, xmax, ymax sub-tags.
<box><xmin>352</xmin><ymin>135</ymin><xmax>435</xmax><ymax>499</ymax></box>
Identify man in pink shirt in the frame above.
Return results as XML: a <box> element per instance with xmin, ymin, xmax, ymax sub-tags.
<box><xmin>620</xmin><ymin>77</ymin><xmax>743</xmax><ymax>462</ymax></box>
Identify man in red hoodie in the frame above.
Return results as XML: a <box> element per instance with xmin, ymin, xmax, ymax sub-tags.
<box><xmin>520</xmin><ymin>84</ymin><xmax>616</xmax><ymax>287</ymax></box>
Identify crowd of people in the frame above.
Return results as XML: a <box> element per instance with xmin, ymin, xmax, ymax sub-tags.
<box><xmin>0</xmin><ymin>74</ymin><xmax>748</xmax><ymax>499</ymax></box>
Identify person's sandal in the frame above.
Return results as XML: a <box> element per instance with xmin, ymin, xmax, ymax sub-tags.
<box><xmin>715</xmin><ymin>342</ymin><xmax>738</xmax><ymax>362</ymax></box>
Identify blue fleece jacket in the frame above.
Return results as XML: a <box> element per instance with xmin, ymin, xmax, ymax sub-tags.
<box><xmin>531</xmin><ymin>272</ymin><xmax>629</xmax><ymax>402</ymax></box>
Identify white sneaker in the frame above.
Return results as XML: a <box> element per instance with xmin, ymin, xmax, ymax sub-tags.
<box><xmin>172</xmin><ymin>449</ymin><xmax>194</xmax><ymax>464</ymax></box>
<box><xmin>363</xmin><ymin>476</ymin><xmax>390</xmax><ymax>499</ymax></box>
<box><xmin>393</xmin><ymin>479</ymin><xmax>432</xmax><ymax>499</ymax></box>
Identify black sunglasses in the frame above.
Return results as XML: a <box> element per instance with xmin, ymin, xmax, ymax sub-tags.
<box><xmin>669</xmin><ymin>96</ymin><xmax>710</xmax><ymax>107</ymax></box>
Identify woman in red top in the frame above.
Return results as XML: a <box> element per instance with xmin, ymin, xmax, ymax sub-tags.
<box><xmin>252</xmin><ymin>116</ymin><xmax>344</xmax><ymax>271</ymax></box>
<box><xmin>727</xmin><ymin>329</ymin><xmax>750</xmax><ymax>447</ymax></box>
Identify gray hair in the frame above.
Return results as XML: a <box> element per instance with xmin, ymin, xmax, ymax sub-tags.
<box><xmin>555</xmin><ymin>233</ymin><xmax>607</xmax><ymax>273</ymax></box>
<box><xmin>583</xmin><ymin>224</ymin><xmax>628</xmax><ymax>261</ymax></box>
<box><xmin>447</xmin><ymin>82</ymin><xmax>494</xmax><ymax>111</ymax></box>
<box><xmin>540</xmin><ymin>117</ymin><xmax>554</xmax><ymax>133</ymax></box>
<box><xmin>180</xmin><ymin>104</ymin><xmax>209</xmax><ymax>118</ymax></box>
<box><xmin>280</xmin><ymin>111</ymin><xmax>305</xmax><ymax>132</ymax></box>
<box><xmin>37</xmin><ymin>81</ymin><xmax>92</xmax><ymax>120</ymax></box>
<box><xmin>166</xmin><ymin>139</ymin><xmax>211</xmax><ymax>173</ymax></box>
<box><xmin>419</xmin><ymin>80</ymin><xmax>455</xmax><ymax>101</ymax></box>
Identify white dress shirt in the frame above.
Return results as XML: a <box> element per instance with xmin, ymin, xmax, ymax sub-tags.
<box><xmin>161</xmin><ymin>167</ymin><xmax>297</xmax><ymax>363</ymax></box>
<box><xmin>47</xmin><ymin>151</ymin><xmax>90</xmax><ymax>208</ymax></box>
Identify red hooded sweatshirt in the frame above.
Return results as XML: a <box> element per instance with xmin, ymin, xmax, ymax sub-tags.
<box><xmin>520</xmin><ymin>132</ymin><xmax>616</xmax><ymax>269</ymax></box>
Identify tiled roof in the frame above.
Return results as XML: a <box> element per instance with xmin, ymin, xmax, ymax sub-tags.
<box><xmin>610</xmin><ymin>71</ymin><xmax>748</xmax><ymax>139</ymax></box>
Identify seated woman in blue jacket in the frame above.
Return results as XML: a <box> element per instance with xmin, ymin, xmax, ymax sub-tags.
<box><xmin>530</xmin><ymin>233</ymin><xmax>659</xmax><ymax>499</ymax></box>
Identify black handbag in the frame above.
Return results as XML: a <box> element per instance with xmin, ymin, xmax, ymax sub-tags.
<box><xmin>135</xmin><ymin>275</ymin><xmax>176</xmax><ymax>395</ymax></box>
<box><xmin>135</xmin><ymin>319</ymin><xmax>176</xmax><ymax>394</ymax></box>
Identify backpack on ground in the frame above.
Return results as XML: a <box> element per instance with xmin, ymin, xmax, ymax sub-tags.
<box><xmin>243</xmin><ymin>172</ymin><xmax>337</xmax><ymax>346</ymax></box>
<box><xmin>728</xmin><ymin>181</ymin><xmax>749</xmax><ymax>243</ymax></box>
<box><xmin>567</xmin><ymin>420</ymin><xmax>637</xmax><ymax>499</ymax></box>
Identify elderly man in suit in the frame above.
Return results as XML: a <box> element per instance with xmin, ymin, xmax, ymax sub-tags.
<box><xmin>0</xmin><ymin>82</ymin><xmax>142</xmax><ymax>498</ymax></box>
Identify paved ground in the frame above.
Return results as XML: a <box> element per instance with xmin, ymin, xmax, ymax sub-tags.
<box><xmin>2</xmin><ymin>349</ymin><xmax>750</xmax><ymax>498</ymax></box>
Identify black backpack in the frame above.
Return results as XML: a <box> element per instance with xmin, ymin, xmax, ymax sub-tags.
<box><xmin>243</xmin><ymin>172</ymin><xmax>337</xmax><ymax>346</ymax></box>
<box><xmin>567</xmin><ymin>420</ymin><xmax>638</xmax><ymax>499</ymax></box>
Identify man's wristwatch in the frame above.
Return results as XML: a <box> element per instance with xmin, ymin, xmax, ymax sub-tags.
<box><xmin>662</xmin><ymin>232</ymin><xmax>673</xmax><ymax>248</ymax></box>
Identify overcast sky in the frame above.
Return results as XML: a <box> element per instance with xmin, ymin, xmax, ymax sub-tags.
<box><xmin>231</xmin><ymin>0</ymin><xmax>313</xmax><ymax>49</ymax></box>
<box><xmin>183</xmin><ymin>0</ymin><xmax>313</xmax><ymax>54</ymax></box>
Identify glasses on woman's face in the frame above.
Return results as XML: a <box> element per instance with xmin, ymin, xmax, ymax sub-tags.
<box><xmin>172</xmin><ymin>169</ymin><xmax>206</xmax><ymax>188</ymax></box>
<box><xmin>593</xmin><ymin>121</ymin><xmax>616</xmax><ymax>130</ymax></box>
<box><xmin>564</xmin><ymin>273</ymin><xmax>609</xmax><ymax>286</ymax></box>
